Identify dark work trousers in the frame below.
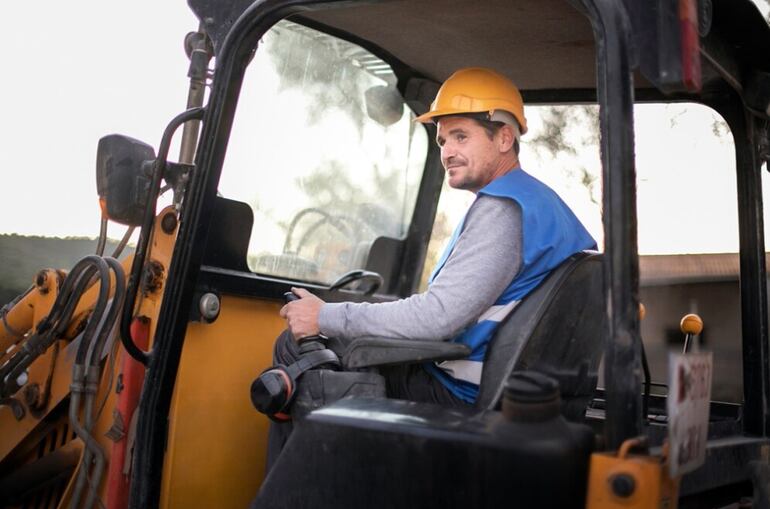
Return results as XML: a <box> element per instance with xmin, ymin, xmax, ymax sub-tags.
<box><xmin>265</xmin><ymin>329</ymin><xmax>468</xmax><ymax>471</ymax></box>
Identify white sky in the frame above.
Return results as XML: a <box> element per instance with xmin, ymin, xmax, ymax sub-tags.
<box><xmin>2</xmin><ymin>1</ymin><xmax>769</xmax><ymax>257</ymax></box>
<box><xmin>1</xmin><ymin>2</ymin><xmax>197</xmax><ymax>238</ymax></box>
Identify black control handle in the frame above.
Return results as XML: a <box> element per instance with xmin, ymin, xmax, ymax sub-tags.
<box><xmin>282</xmin><ymin>290</ymin><xmax>325</xmax><ymax>346</ymax></box>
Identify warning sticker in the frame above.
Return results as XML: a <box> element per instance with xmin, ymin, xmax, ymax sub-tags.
<box><xmin>667</xmin><ymin>351</ymin><xmax>712</xmax><ymax>477</ymax></box>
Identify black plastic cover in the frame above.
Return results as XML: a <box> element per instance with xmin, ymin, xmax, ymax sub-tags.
<box><xmin>201</xmin><ymin>196</ymin><xmax>253</xmax><ymax>272</ymax></box>
<box><xmin>254</xmin><ymin>398</ymin><xmax>594</xmax><ymax>509</ymax></box>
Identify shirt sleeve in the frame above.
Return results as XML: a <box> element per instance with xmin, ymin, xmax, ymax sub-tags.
<box><xmin>318</xmin><ymin>194</ymin><xmax>523</xmax><ymax>340</ymax></box>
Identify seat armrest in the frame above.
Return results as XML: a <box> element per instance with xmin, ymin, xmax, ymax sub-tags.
<box><xmin>342</xmin><ymin>338</ymin><xmax>471</xmax><ymax>369</ymax></box>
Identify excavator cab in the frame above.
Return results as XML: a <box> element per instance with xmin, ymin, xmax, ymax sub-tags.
<box><xmin>1</xmin><ymin>0</ymin><xmax>770</xmax><ymax>508</ymax></box>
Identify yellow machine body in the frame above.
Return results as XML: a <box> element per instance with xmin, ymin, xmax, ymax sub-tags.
<box><xmin>586</xmin><ymin>440</ymin><xmax>680</xmax><ymax>509</ymax></box>
<box><xmin>159</xmin><ymin>298</ymin><xmax>282</xmax><ymax>508</ymax></box>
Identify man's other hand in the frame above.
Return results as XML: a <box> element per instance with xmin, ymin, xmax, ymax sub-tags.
<box><xmin>279</xmin><ymin>287</ymin><xmax>325</xmax><ymax>340</ymax></box>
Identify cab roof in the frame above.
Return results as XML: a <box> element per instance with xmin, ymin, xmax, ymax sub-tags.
<box><xmin>190</xmin><ymin>0</ymin><xmax>770</xmax><ymax>98</ymax></box>
<box><xmin>302</xmin><ymin>0</ymin><xmax>597</xmax><ymax>91</ymax></box>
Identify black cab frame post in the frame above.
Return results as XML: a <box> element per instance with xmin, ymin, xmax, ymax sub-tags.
<box><xmin>581</xmin><ymin>0</ymin><xmax>643</xmax><ymax>450</ymax></box>
<box><xmin>728</xmin><ymin>99</ymin><xmax>770</xmax><ymax>437</ymax></box>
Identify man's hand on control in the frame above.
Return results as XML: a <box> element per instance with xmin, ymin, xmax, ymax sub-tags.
<box><xmin>279</xmin><ymin>287</ymin><xmax>325</xmax><ymax>340</ymax></box>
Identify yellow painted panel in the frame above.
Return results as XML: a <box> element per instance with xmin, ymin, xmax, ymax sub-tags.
<box><xmin>161</xmin><ymin>295</ymin><xmax>285</xmax><ymax>509</ymax></box>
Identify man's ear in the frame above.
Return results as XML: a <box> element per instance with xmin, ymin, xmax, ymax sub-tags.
<box><xmin>497</xmin><ymin>125</ymin><xmax>515</xmax><ymax>153</ymax></box>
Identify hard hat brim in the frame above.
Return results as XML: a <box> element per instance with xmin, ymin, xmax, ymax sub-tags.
<box><xmin>414</xmin><ymin>108</ymin><xmax>528</xmax><ymax>135</ymax></box>
<box><xmin>413</xmin><ymin>108</ymin><xmax>477</xmax><ymax>124</ymax></box>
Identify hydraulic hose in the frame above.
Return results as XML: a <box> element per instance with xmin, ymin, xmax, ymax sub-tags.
<box><xmin>69</xmin><ymin>258</ymin><xmax>111</xmax><ymax>366</ymax></box>
<box><xmin>96</xmin><ymin>215</ymin><xmax>108</xmax><ymax>256</ymax></box>
<box><xmin>68</xmin><ymin>386</ymin><xmax>107</xmax><ymax>509</ymax></box>
<box><xmin>80</xmin><ymin>370</ymin><xmax>103</xmax><ymax>509</ymax></box>
<box><xmin>84</xmin><ymin>258</ymin><xmax>126</xmax><ymax>369</ymax></box>
<box><xmin>0</xmin><ymin>257</ymin><xmax>107</xmax><ymax>397</ymax></box>
<box><xmin>111</xmin><ymin>226</ymin><xmax>135</xmax><ymax>259</ymax></box>
<box><xmin>81</xmin><ymin>259</ymin><xmax>127</xmax><ymax>509</ymax></box>
<box><xmin>70</xmin><ymin>258</ymin><xmax>126</xmax><ymax>509</ymax></box>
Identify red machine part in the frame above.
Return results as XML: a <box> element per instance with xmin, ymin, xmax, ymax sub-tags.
<box><xmin>106</xmin><ymin>316</ymin><xmax>150</xmax><ymax>509</ymax></box>
<box><xmin>679</xmin><ymin>0</ymin><xmax>702</xmax><ymax>92</ymax></box>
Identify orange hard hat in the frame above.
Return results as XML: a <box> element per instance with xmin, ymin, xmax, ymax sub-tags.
<box><xmin>415</xmin><ymin>67</ymin><xmax>527</xmax><ymax>134</ymax></box>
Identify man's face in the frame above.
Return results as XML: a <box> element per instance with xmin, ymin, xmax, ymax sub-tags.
<box><xmin>436</xmin><ymin>116</ymin><xmax>503</xmax><ymax>192</ymax></box>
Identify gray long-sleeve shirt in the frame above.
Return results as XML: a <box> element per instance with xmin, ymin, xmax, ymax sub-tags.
<box><xmin>318</xmin><ymin>194</ymin><xmax>523</xmax><ymax>340</ymax></box>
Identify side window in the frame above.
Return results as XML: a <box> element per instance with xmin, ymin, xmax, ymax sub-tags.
<box><xmin>218</xmin><ymin>21</ymin><xmax>428</xmax><ymax>286</ymax></box>
<box><xmin>635</xmin><ymin>103</ymin><xmax>740</xmax><ymax>403</ymax></box>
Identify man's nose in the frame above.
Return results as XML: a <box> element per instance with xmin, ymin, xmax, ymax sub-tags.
<box><xmin>441</xmin><ymin>142</ymin><xmax>456</xmax><ymax>162</ymax></box>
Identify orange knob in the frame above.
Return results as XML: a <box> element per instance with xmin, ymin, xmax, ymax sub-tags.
<box><xmin>638</xmin><ymin>303</ymin><xmax>646</xmax><ymax>321</ymax></box>
<box><xmin>680</xmin><ymin>314</ymin><xmax>703</xmax><ymax>335</ymax></box>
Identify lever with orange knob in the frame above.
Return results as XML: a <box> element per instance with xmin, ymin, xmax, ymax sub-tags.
<box><xmin>680</xmin><ymin>313</ymin><xmax>703</xmax><ymax>353</ymax></box>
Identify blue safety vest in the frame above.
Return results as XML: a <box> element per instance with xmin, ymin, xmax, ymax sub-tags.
<box><xmin>424</xmin><ymin>168</ymin><xmax>596</xmax><ymax>403</ymax></box>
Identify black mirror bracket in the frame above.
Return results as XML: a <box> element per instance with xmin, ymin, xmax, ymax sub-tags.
<box><xmin>119</xmin><ymin>107</ymin><xmax>206</xmax><ymax>366</ymax></box>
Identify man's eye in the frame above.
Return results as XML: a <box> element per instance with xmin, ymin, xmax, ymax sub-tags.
<box><xmin>456</xmin><ymin>134</ymin><xmax>466</xmax><ymax>142</ymax></box>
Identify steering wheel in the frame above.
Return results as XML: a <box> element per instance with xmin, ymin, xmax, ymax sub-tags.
<box><xmin>283</xmin><ymin>207</ymin><xmax>366</xmax><ymax>255</ymax></box>
<box><xmin>328</xmin><ymin>269</ymin><xmax>384</xmax><ymax>295</ymax></box>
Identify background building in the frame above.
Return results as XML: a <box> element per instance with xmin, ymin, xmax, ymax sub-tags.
<box><xmin>638</xmin><ymin>253</ymin><xmax>763</xmax><ymax>402</ymax></box>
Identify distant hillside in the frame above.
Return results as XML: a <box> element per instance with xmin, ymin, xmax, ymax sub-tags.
<box><xmin>0</xmin><ymin>234</ymin><xmax>132</xmax><ymax>305</ymax></box>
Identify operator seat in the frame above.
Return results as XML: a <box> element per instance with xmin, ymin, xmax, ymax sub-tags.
<box><xmin>342</xmin><ymin>251</ymin><xmax>606</xmax><ymax>420</ymax></box>
<box><xmin>474</xmin><ymin>251</ymin><xmax>605</xmax><ymax>419</ymax></box>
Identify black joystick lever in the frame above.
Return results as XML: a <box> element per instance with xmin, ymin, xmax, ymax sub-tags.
<box><xmin>283</xmin><ymin>291</ymin><xmax>327</xmax><ymax>351</ymax></box>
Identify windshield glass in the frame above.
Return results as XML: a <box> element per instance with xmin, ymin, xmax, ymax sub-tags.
<box><xmin>218</xmin><ymin>20</ymin><xmax>428</xmax><ymax>286</ymax></box>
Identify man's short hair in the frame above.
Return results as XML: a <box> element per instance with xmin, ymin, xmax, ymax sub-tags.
<box><xmin>451</xmin><ymin>112</ymin><xmax>521</xmax><ymax>155</ymax></box>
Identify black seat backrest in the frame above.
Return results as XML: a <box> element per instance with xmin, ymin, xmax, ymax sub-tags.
<box><xmin>475</xmin><ymin>251</ymin><xmax>606</xmax><ymax>420</ymax></box>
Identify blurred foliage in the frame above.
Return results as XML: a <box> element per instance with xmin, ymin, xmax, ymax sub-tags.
<box><xmin>528</xmin><ymin>105</ymin><xmax>601</xmax><ymax>205</ymax></box>
<box><xmin>263</xmin><ymin>23</ymin><xmax>409</xmax><ymax>219</ymax></box>
<box><xmin>265</xmin><ymin>23</ymin><xmax>371</xmax><ymax>137</ymax></box>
